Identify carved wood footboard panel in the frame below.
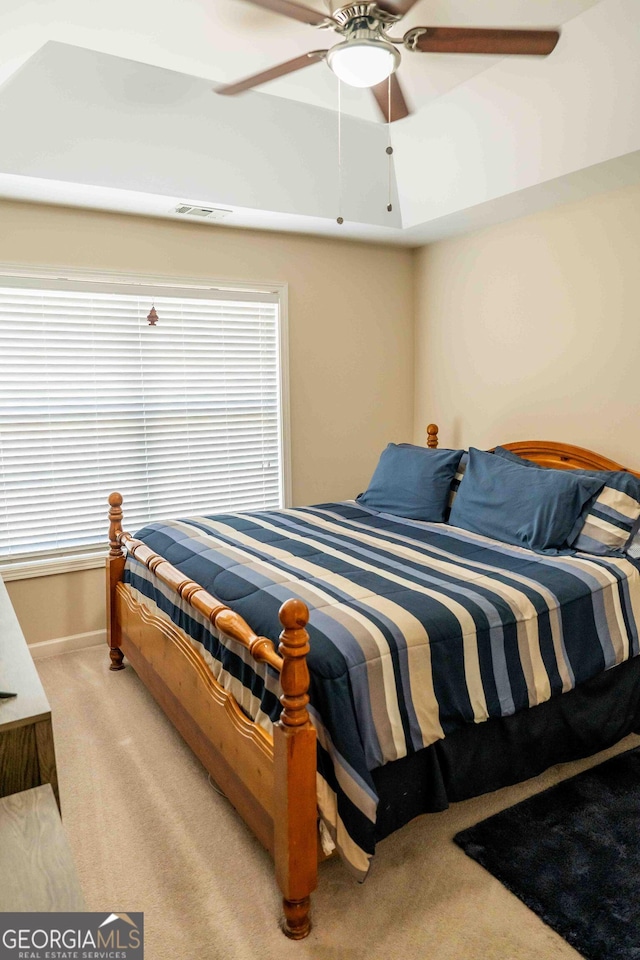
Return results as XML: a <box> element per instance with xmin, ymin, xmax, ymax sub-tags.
<box><xmin>117</xmin><ymin>583</ymin><xmax>276</xmax><ymax>853</ymax></box>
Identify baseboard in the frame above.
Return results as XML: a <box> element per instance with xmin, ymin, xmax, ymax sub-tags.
<box><xmin>29</xmin><ymin>629</ymin><xmax>106</xmax><ymax>660</ymax></box>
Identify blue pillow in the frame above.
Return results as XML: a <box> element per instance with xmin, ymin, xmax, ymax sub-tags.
<box><xmin>357</xmin><ymin>444</ymin><xmax>464</xmax><ymax>521</ymax></box>
<box><xmin>493</xmin><ymin>447</ymin><xmax>640</xmax><ymax>555</ymax></box>
<box><xmin>448</xmin><ymin>447</ymin><xmax>605</xmax><ymax>553</ymax></box>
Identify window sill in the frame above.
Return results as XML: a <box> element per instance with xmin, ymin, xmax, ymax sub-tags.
<box><xmin>0</xmin><ymin>552</ymin><xmax>107</xmax><ymax>582</ymax></box>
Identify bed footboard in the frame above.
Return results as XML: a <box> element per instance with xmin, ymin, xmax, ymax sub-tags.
<box><xmin>105</xmin><ymin>494</ymin><xmax>318</xmax><ymax>938</ymax></box>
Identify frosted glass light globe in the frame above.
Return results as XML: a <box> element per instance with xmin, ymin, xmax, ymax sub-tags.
<box><xmin>327</xmin><ymin>39</ymin><xmax>400</xmax><ymax>88</ymax></box>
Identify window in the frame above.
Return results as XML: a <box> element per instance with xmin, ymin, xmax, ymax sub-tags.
<box><xmin>0</xmin><ymin>273</ymin><xmax>287</xmax><ymax>567</ymax></box>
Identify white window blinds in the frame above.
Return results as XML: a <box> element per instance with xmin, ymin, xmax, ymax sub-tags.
<box><xmin>0</xmin><ymin>278</ymin><xmax>283</xmax><ymax>562</ymax></box>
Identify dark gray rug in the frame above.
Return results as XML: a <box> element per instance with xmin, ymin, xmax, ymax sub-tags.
<box><xmin>454</xmin><ymin>747</ymin><xmax>640</xmax><ymax>960</ymax></box>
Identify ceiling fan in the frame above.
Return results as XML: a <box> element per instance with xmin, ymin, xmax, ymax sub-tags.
<box><xmin>216</xmin><ymin>1</ymin><xmax>560</xmax><ymax>123</ymax></box>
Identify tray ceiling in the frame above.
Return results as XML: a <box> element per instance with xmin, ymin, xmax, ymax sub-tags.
<box><xmin>0</xmin><ymin>0</ymin><xmax>638</xmax><ymax>244</ymax></box>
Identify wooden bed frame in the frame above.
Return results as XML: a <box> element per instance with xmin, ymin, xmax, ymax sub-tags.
<box><xmin>105</xmin><ymin>424</ymin><xmax>640</xmax><ymax>938</ymax></box>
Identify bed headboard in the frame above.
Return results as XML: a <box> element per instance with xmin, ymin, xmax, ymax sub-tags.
<box><xmin>425</xmin><ymin>423</ymin><xmax>640</xmax><ymax>479</ymax></box>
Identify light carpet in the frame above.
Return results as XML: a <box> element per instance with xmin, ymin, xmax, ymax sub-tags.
<box><xmin>37</xmin><ymin>646</ymin><xmax>640</xmax><ymax>960</ymax></box>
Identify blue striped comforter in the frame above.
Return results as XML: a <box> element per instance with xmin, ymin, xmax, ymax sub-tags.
<box><xmin>124</xmin><ymin>502</ymin><xmax>640</xmax><ymax>878</ymax></box>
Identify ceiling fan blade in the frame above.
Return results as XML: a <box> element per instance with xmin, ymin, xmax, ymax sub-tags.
<box><xmin>216</xmin><ymin>50</ymin><xmax>328</xmax><ymax>96</ymax></box>
<box><xmin>376</xmin><ymin>0</ymin><xmax>421</xmax><ymax>15</ymax></box>
<box><xmin>371</xmin><ymin>74</ymin><xmax>411</xmax><ymax>123</ymax></box>
<box><xmin>406</xmin><ymin>26</ymin><xmax>560</xmax><ymax>56</ymax></box>
<box><xmin>241</xmin><ymin>0</ymin><xmax>331</xmax><ymax>26</ymax></box>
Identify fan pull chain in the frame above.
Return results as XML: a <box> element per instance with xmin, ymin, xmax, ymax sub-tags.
<box><xmin>386</xmin><ymin>74</ymin><xmax>393</xmax><ymax>213</ymax></box>
<box><xmin>337</xmin><ymin>78</ymin><xmax>344</xmax><ymax>225</ymax></box>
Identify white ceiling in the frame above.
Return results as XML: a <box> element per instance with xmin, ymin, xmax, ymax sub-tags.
<box><xmin>0</xmin><ymin>0</ymin><xmax>639</xmax><ymax>244</ymax></box>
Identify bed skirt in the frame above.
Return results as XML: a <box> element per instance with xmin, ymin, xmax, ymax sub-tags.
<box><xmin>373</xmin><ymin>655</ymin><xmax>640</xmax><ymax>842</ymax></box>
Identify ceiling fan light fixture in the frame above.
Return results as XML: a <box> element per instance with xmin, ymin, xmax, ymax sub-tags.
<box><xmin>327</xmin><ymin>38</ymin><xmax>400</xmax><ymax>89</ymax></box>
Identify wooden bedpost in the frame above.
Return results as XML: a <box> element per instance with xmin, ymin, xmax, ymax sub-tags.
<box><xmin>273</xmin><ymin>598</ymin><xmax>317</xmax><ymax>940</ymax></box>
<box><xmin>106</xmin><ymin>492</ymin><xmax>126</xmax><ymax>671</ymax></box>
<box><xmin>427</xmin><ymin>423</ymin><xmax>439</xmax><ymax>448</ymax></box>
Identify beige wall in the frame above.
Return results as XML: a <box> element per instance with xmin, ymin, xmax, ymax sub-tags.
<box><xmin>414</xmin><ymin>181</ymin><xmax>640</xmax><ymax>460</ymax></box>
<box><xmin>6</xmin><ymin>569</ymin><xmax>105</xmax><ymax>646</ymax></box>
<box><xmin>0</xmin><ymin>200</ymin><xmax>415</xmax><ymax>643</ymax></box>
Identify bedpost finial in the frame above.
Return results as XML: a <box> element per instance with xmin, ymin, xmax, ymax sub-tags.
<box><xmin>427</xmin><ymin>423</ymin><xmax>439</xmax><ymax>449</ymax></box>
<box><xmin>278</xmin><ymin>599</ymin><xmax>311</xmax><ymax>729</ymax></box>
<box><xmin>108</xmin><ymin>491</ymin><xmax>124</xmax><ymax>559</ymax></box>
<box><xmin>279</xmin><ymin>598</ymin><xmax>309</xmax><ymax>632</ymax></box>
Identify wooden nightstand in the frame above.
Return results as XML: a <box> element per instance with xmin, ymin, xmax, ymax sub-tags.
<box><xmin>0</xmin><ymin>576</ymin><xmax>59</xmax><ymax>808</ymax></box>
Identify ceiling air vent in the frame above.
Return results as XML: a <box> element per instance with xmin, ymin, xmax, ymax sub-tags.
<box><xmin>173</xmin><ymin>204</ymin><xmax>232</xmax><ymax>220</ymax></box>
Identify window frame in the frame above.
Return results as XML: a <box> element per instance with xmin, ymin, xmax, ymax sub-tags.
<box><xmin>0</xmin><ymin>262</ymin><xmax>291</xmax><ymax>581</ymax></box>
